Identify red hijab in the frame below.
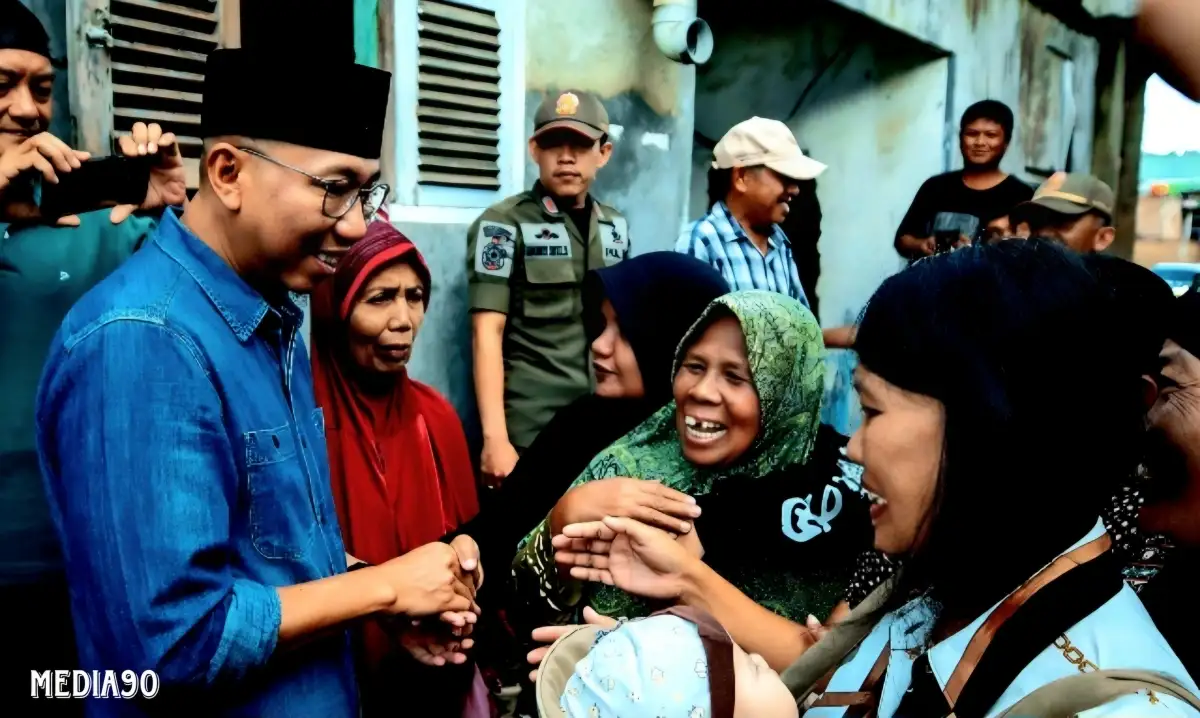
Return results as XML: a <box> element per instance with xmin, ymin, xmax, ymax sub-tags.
<box><xmin>312</xmin><ymin>222</ymin><xmax>479</xmax><ymax>573</ymax></box>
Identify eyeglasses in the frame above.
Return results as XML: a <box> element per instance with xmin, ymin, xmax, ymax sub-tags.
<box><xmin>236</xmin><ymin>147</ymin><xmax>390</xmax><ymax>222</ymax></box>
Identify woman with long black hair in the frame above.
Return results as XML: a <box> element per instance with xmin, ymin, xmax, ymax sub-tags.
<box><xmin>552</xmin><ymin>241</ymin><xmax>1199</xmax><ymax>716</ymax></box>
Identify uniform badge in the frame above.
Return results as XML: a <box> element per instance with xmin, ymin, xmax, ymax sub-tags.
<box><xmin>556</xmin><ymin>92</ymin><xmax>580</xmax><ymax>116</ymax></box>
<box><xmin>474</xmin><ymin>222</ymin><xmax>517</xmax><ymax>278</ymax></box>
<box><xmin>541</xmin><ymin>195</ymin><xmax>559</xmax><ymax>215</ymax></box>
<box><xmin>521</xmin><ymin>222</ymin><xmax>572</xmax><ymax>260</ymax></box>
<box><xmin>601</xmin><ymin>216</ymin><xmax>629</xmax><ymax>267</ymax></box>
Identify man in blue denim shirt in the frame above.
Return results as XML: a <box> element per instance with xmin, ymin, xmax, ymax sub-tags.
<box><xmin>35</xmin><ymin>49</ymin><xmax>482</xmax><ymax>717</ymax></box>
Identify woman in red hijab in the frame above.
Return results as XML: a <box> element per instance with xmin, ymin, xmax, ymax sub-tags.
<box><xmin>312</xmin><ymin>221</ymin><xmax>487</xmax><ymax>717</ymax></box>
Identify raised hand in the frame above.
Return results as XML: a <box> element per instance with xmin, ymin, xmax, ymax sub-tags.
<box><xmin>553</xmin><ymin>478</ymin><xmax>700</xmax><ymax>535</ymax></box>
<box><xmin>0</xmin><ymin>131</ymin><xmax>89</xmax><ymax>192</ymax></box>
<box><xmin>112</xmin><ymin>121</ymin><xmax>186</xmax><ymax>224</ymax></box>
<box><xmin>0</xmin><ymin>132</ymin><xmax>90</xmax><ymax>225</ymax></box>
<box><xmin>552</xmin><ymin>516</ymin><xmax>698</xmax><ymax>600</ymax></box>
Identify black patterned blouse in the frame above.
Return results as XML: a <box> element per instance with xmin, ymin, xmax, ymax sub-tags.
<box><xmin>843</xmin><ymin>469</ymin><xmax>1174</xmax><ymax>608</ymax></box>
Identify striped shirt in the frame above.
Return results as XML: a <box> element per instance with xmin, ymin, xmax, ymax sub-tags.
<box><xmin>675</xmin><ymin>202</ymin><xmax>809</xmax><ymax>308</ymax></box>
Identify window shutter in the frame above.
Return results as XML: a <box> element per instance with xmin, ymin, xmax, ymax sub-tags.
<box><xmin>70</xmin><ymin>0</ymin><xmax>234</xmax><ymax>191</ymax></box>
<box><xmin>415</xmin><ymin>0</ymin><xmax>502</xmax><ymax>191</ymax></box>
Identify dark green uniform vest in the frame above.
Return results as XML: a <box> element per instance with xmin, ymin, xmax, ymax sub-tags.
<box><xmin>466</xmin><ymin>182</ymin><xmax>630</xmax><ymax>448</ymax></box>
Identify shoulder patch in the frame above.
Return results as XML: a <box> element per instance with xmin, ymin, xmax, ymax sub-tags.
<box><xmin>601</xmin><ymin>216</ymin><xmax>629</xmax><ymax>266</ymax></box>
<box><xmin>474</xmin><ymin>222</ymin><xmax>518</xmax><ymax>278</ymax></box>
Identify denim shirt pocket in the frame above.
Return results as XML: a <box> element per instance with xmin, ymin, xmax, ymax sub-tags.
<box><xmin>244</xmin><ymin>422</ymin><xmax>318</xmax><ymax>561</ymax></box>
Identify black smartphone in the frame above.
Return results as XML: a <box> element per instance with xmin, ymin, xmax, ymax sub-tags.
<box><xmin>934</xmin><ymin>230</ymin><xmax>959</xmax><ymax>254</ymax></box>
<box><xmin>35</xmin><ymin>155</ymin><xmax>154</xmax><ymax>218</ymax></box>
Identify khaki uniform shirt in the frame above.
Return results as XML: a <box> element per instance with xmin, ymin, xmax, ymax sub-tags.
<box><xmin>467</xmin><ymin>182</ymin><xmax>630</xmax><ymax>449</ymax></box>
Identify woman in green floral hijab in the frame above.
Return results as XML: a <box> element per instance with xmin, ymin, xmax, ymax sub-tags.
<box><xmin>511</xmin><ymin>290</ymin><xmax>849</xmax><ymax>627</ymax></box>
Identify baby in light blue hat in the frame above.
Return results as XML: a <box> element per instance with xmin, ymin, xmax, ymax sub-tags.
<box><xmin>535</xmin><ymin>607</ymin><xmax>797</xmax><ymax>718</ymax></box>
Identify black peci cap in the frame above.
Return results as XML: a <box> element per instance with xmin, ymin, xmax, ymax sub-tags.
<box><xmin>1</xmin><ymin>0</ymin><xmax>52</xmax><ymax>60</ymax></box>
<box><xmin>200</xmin><ymin>48</ymin><xmax>391</xmax><ymax>160</ymax></box>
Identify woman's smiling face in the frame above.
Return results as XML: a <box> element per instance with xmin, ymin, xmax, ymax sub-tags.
<box><xmin>847</xmin><ymin>366</ymin><xmax>945</xmax><ymax>555</ymax></box>
<box><xmin>673</xmin><ymin>315</ymin><xmax>761</xmax><ymax>467</ymax></box>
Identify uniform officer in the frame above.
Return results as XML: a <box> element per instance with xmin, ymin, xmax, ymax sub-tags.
<box><xmin>468</xmin><ymin>90</ymin><xmax>630</xmax><ymax>485</ymax></box>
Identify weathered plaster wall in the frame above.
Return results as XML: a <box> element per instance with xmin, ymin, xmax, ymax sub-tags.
<box><xmin>384</xmin><ymin>0</ymin><xmax>1107</xmax><ymax>440</ymax></box>
<box><xmin>693</xmin><ymin>0</ymin><xmax>949</xmax><ymax>433</ymax></box>
<box><xmin>691</xmin><ymin>0</ymin><xmax>1100</xmax><ymax>434</ymax></box>
<box><xmin>524</xmin><ymin>0</ymin><xmax>696</xmax><ymax>251</ymax></box>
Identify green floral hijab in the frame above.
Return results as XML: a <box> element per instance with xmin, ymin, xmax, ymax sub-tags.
<box><xmin>574</xmin><ymin>290</ymin><xmax>826</xmax><ymax>495</ymax></box>
<box><xmin>512</xmin><ymin>291</ymin><xmax>836</xmax><ymax>625</ymax></box>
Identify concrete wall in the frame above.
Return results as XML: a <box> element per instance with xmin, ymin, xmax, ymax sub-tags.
<box><xmin>400</xmin><ymin>0</ymin><xmax>697</xmax><ymax>445</ymax></box>
<box><xmin>524</xmin><ymin>0</ymin><xmax>696</xmax><ymax>249</ymax></box>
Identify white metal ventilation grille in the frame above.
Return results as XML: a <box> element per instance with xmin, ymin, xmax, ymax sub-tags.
<box><xmin>107</xmin><ymin>0</ymin><xmax>219</xmax><ymax>188</ymax></box>
<box><xmin>415</xmin><ymin>0</ymin><xmax>501</xmax><ymax>190</ymax></box>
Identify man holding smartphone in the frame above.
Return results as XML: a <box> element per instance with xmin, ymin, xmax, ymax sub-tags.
<box><xmin>894</xmin><ymin>100</ymin><xmax>1033</xmax><ymax>261</ymax></box>
<box><xmin>0</xmin><ymin>2</ymin><xmax>186</xmax><ymax>711</ymax></box>
<box><xmin>36</xmin><ymin>46</ymin><xmax>482</xmax><ymax>717</ymax></box>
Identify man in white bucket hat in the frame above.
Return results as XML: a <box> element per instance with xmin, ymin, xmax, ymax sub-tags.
<box><xmin>676</xmin><ymin>116</ymin><xmax>827</xmax><ymax>307</ymax></box>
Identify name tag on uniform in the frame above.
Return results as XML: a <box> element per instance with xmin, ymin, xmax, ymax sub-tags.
<box><xmin>520</xmin><ymin>222</ymin><xmax>572</xmax><ymax>260</ymax></box>
<box><xmin>601</xmin><ymin>217</ymin><xmax>628</xmax><ymax>266</ymax></box>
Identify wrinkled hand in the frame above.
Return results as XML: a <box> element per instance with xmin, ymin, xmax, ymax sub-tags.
<box><xmin>0</xmin><ymin>132</ymin><xmax>91</xmax><ymax>225</ymax></box>
<box><xmin>556</xmin><ymin>479</ymin><xmax>700</xmax><ymax>535</ymax></box>
<box><xmin>401</xmin><ymin>618</ymin><xmax>476</xmax><ymax>667</ymax></box>
<box><xmin>553</xmin><ymin>516</ymin><xmax>696</xmax><ymax>600</ymax></box>
<box><xmin>1147</xmin><ymin>347</ymin><xmax>1200</xmax><ymax>451</ymax></box>
<box><xmin>111</xmin><ymin>122</ymin><xmax>186</xmax><ymax>224</ymax></box>
<box><xmin>480</xmin><ymin>438</ymin><xmax>519</xmax><ymax>488</ymax></box>
<box><xmin>526</xmin><ymin>606</ymin><xmax>617</xmax><ymax>682</ymax></box>
<box><xmin>376</xmin><ymin>542</ymin><xmax>480</xmax><ymax>618</ymax></box>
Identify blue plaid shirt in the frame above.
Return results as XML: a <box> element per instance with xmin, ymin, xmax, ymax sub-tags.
<box><xmin>675</xmin><ymin>202</ymin><xmax>809</xmax><ymax>308</ymax></box>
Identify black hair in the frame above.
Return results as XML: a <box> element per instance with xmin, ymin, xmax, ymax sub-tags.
<box><xmin>1088</xmin><ymin>208</ymin><xmax>1114</xmax><ymax>227</ymax></box>
<box><xmin>706</xmin><ymin>166</ymin><xmax>769</xmax><ymax>208</ymax></box>
<box><xmin>707</xmin><ymin>167</ymin><xmax>732</xmax><ymax>209</ymax></box>
<box><xmin>581</xmin><ymin>252</ymin><xmax>729</xmax><ymax>403</ymax></box>
<box><xmin>854</xmin><ymin>240</ymin><xmax>1144</xmax><ymax>620</ymax></box>
<box><xmin>1081</xmin><ymin>253</ymin><xmax>1174</xmax><ymax>379</ymax></box>
<box><xmin>1</xmin><ymin>1</ymin><xmax>52</xmax><ymax>61</ymax></box>
<box><xmin>960</xmin><ymin>100</ymin><xmax>1015</xmax><ymax>142</ymax></box>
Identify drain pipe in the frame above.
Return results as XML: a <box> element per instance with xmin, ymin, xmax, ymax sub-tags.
<box><xmin>652</xmin><ymin>0</ymin><xmax>713</xmax><ymax>65</ymax></box>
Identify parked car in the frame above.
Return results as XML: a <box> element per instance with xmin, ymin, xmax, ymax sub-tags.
<box><xmin>1152</xmin><ymin>262</ymin><xmax>1200</xmax><ymax>296</ymax></box>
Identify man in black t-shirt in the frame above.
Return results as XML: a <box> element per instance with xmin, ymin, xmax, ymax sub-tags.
<box><xmin>895</xmin><ymin>100</ymin><xmax>1033</xmax><ymax>261</ymax></box>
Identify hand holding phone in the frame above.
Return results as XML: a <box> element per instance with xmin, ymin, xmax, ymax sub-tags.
<box><xmin>1</xmin><ymin>122</ymin><xmax>184</xmax><ymax>226</ymax></box>
<box><xmin>33</xmin><ymin>155</ymin><xmax>154</xmax><ymax>219</ymax></box>
<box><xmin>0</xmin><ymin>132</ymin><xmax>91</xmax><ymax>194</ymax></box>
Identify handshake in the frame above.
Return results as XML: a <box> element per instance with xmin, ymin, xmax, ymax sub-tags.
<box><xmin>357</xmin><ymin>534</ymin><xmax>485</xmax><ymax>667</ymax></box>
